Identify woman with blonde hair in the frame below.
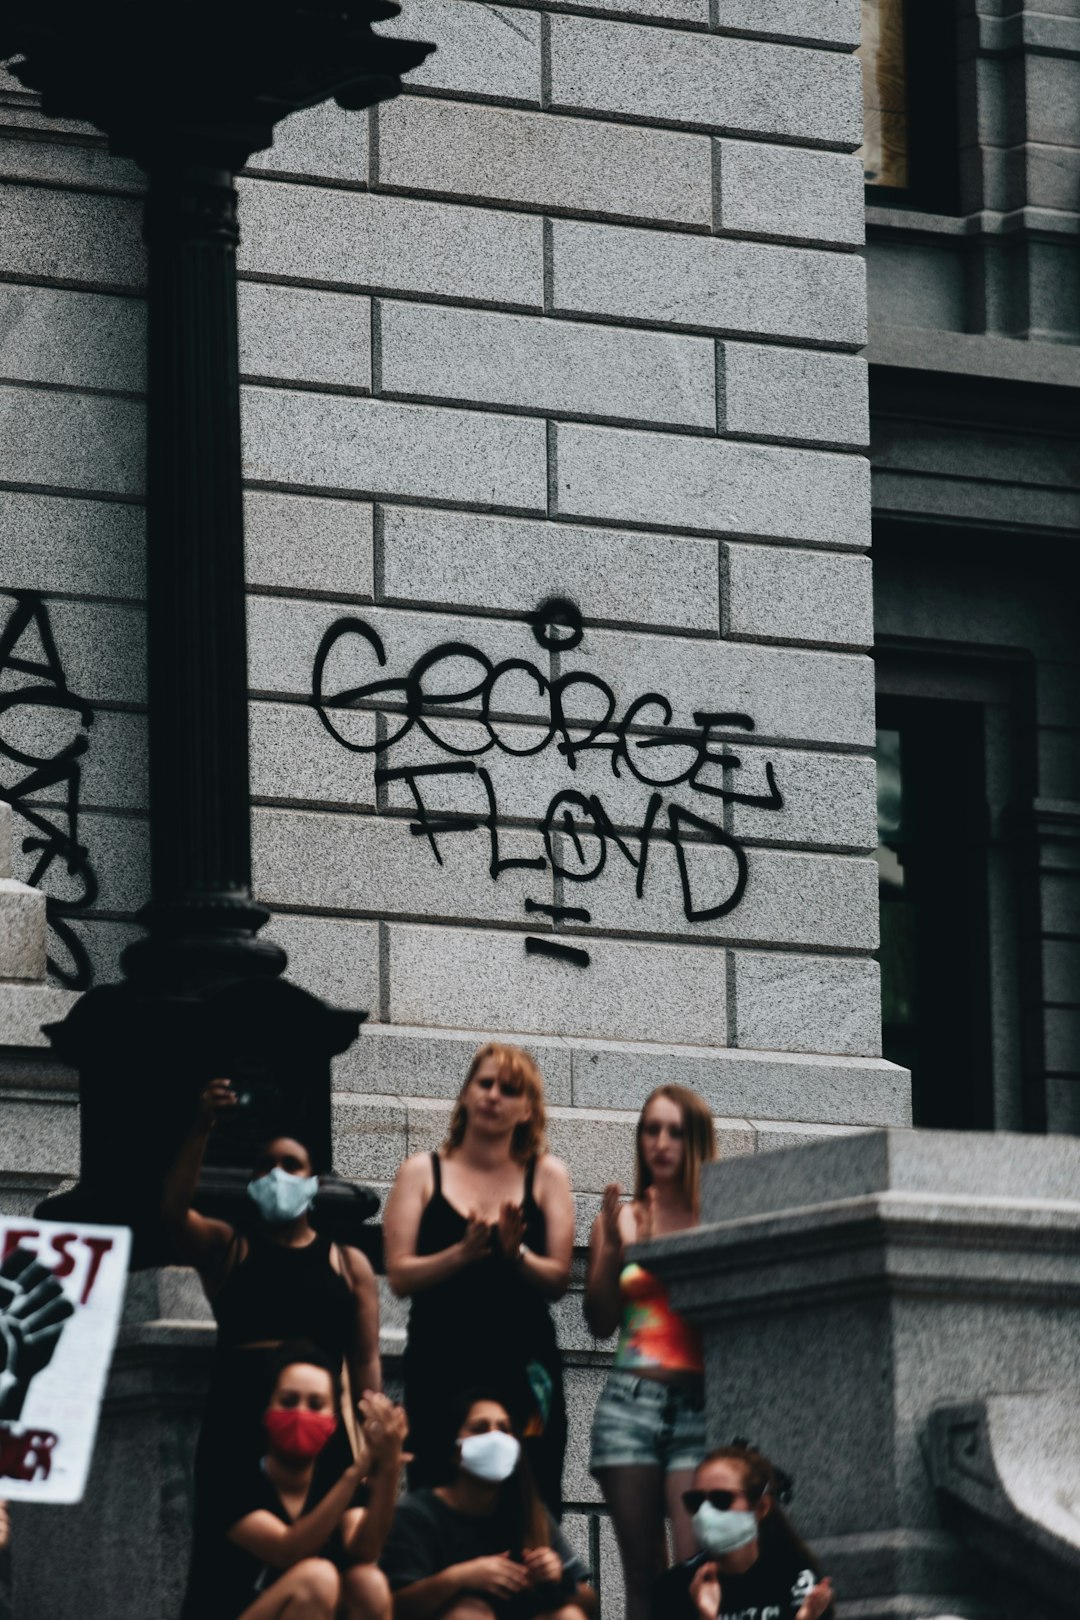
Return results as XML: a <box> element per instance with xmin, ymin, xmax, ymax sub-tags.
<box><xmin>383</xmin><ymin>1043</ymin><xmax>574</xmax><ymax>1515</ymax></box>
<box><xmin>583</xmin><ymin>1085</ymin><xmax>718</xmax><ymax>1620</ymax></box>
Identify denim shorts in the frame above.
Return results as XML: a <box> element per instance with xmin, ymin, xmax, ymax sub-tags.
<box><xmin>589</xmin><ymin>1368</ymin><xmax>707</xmax><ymax>1475</ymax></box>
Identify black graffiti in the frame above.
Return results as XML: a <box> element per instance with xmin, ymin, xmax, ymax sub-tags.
<box><xmin>312</xmin><ymin>598</ymin><xmax>784</xmax><ymax>965</ymax></box>
<box><xmin>0</xmin><ymin>592</ymin><xmax>99</xmax><ymax>990</ymax></box>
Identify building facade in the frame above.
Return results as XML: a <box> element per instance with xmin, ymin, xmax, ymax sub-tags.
<box><xmin>0</xmin><ymin>0</ymin><xmax>1076</xmax><ymax>1614</ymax></box>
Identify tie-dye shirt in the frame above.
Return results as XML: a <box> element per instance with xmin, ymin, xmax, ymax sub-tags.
<box><xmin>613</xmin><ymin>1263</ymin><xmax>704</xmax><ymax>1375</ymax></box>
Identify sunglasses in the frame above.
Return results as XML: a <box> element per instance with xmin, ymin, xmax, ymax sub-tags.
<box><xmin>682</xmin><ymin>1487</ymin><xmax>763</xmax><ymax>1514</ymax></box>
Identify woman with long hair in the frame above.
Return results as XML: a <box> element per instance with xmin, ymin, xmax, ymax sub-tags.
<box><xmin>652</xmin><ymin>1443</ymin><xmax>834</xmax><ymax>1620</ymax></box>
<box><xmin>380</xmin><ymin>1390</ymin><xmax>596</xmax><ymax>1620</ymax></box>
<box><xmin>183</xmin><ymin>1341</ymin><xmax>406</xmax><ymax>1620</ymax></box>
<box><xmin>583</xmin><ymin>1084</ymin><xmax>717</xmax><ymax>1620</ymax></box>
<box><xmin>382</xmin><ymin>1043</ymin><xmax>574</xmax><ymax>1515</ymax></box>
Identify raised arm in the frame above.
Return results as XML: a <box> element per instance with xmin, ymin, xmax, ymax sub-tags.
<box><xmin>227</xmin><ymin>1457</ymin><xmax>368</xmax><ymax>1571</ymax></box>
<box><xmin>382</xmin><ymin>1153</ymin><xmax>491</xmax><ymax>1298</ymax></box>
<box><xmin>340</xmin><ymin>1393</ymin><xmax>408</xmax><ymax>1564</ymax></box>
<box><xmin>339</xmin><ymin>1243</ymin><xmax>382</xmax><ymax>1395</ymax></box>
<box><xmin>161</xmin><ymin>1078</ymin><xmax>238</xmax><ymax>1273</ymax></box>
<box><xmin>584</xmin><ymin>1184</ymin><xmax>628</xmax><ymax>1339</ymax></box>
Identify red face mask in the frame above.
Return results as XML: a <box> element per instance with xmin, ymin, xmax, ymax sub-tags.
<box><xmin>264</xmin><ymin>1407</ymin><xmax>338</xmax><ymax>1463</ymax></box>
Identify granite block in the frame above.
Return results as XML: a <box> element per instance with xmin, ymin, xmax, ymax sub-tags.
<box><xmin>378</xmin><ymin>301</ymin><xmax>715</xmax><ymax>428</ymax></box>
<box><xmin>60</xmin><ymin>916</ymin><xmax>145</xmax><ymax>989</ymax></box>
<box><xmin>334</xmin><ymin>1023</ymin><xmax>573</xmax><ymax>1105</ymax></box>
<box><xmin>553</xmin><ymin>839</ymin><xmax>879</xmax><ymax>951</ymax></box>
<box><xmin>387</xmin><ymin>923</ymin><xmax>728</xmax><ymax>1045</ymax></box>
<box><xmin>379</xmin><ymin>505</ymin><xmax>720</xmax><ymax>634</ymax></box>
<box><xmin>545</xmin><ymin>0</ymin><xmax>707</xmax><ymax>18</ymax></box>
<box><xmin>244</xmin><ymin>490</ymin><xmax>373</xmax><ymax>598</ymax></box>
<box><xmin>9</xmin><ymin>810</ymin><xmax>149</xmax><ymax>916</ymax></box>
<box><xmin>374</xmin><ymin>97</ymin><xmax>712</xmax><ymax>228</ymax></box>
<box><xmin>716</xmin><ymin>140</ymin><xmax>864</xmax><ymax>246</ymax></box>
<box><xmin>0</xmin><ymin>879</ymin><xmax>46</xmax><ymax>980</ymax></box>
<box><xmin>5</xmin><ymin>599</ymin><xmax>148</xmax><ymax>706</ymax></box>
<box><xmin>728</xmin><ymin>745</ymin><xmax>877</xmax><ymax>852</ymax></box>
<box><xmin>0</xmin><ymin>800</ymin><xmax>10</xmax><ymax>878</ymax></box>
<box><xmin>0</xmin><ymin>133</ymin><xmax>143</xmax><ymax>194</ymax></box>
<box><xmin>549</xmin><ymin>17</ymin><xmax>862</xmax><ymax>147</ymax></box>
<box><xmin>262</xmin><ymin>911</ymin><xmax>379</xmax><ymax>1012</ymax></box>
<box><xmin>0</xmin><ymin>284</ymin><xmax>145</xmax><ymax>392</ymax></box>
<box><xmin>699</xmin><ymin>1127</ymin><xmax>1080</xmax><ymax>1224</ymax></box>
<box><xmin>752</xmin><ymin>1118</ymin><xmax>868</xmax><ymax>1153</ymax></box>
<box><xmin>733</xmin><ymin>949</ymin><xmax>881</xmax><ymax>1056</ymax></box>
<box><xmin>0</xmin><ymin>183</ymin><xmax>145</xmax><ymax>290</ymax></box>
<box><xmin>552</xmin><ymin>218</ymin><xmax>867</xmax><ymax>348</ymax></box>
<box><xmin>724</xmin><ymin>544</ymin><xmax>874</xmax><ymax>649</ymax></box>
<box><xmin>570</xmin><ymin>1041</ymin><xmax>910</xmax><ymax>1126</ymax></box>
<box><xmin>558</xmin><ymin>622</ymin><xmax>875</xmax><ymax>746</ymax></box>
<box><xmin>331</xmin><ymin>1095</ymin><xmax>408</xmax><ymax>1183</ymax></box>
<box><xmin>402</xmin><ymin>1097</ymin><xmax>452</xmax><ymax>1155</ymax></box>
<box><xmin>378</xmin><ymin>715</ymin><xmax>711</xmax><ymax>831</ymax></box>
<box><xmin>0</xmin><ymin>1094</ymin><xmax>79</xmax><ymax>1174</ymax></box>
<box><xmin>15</xmin><ymin>708</ymin><xmax>148</xmax><ymax>812</ymax></box>
<box><xmin>238</xmin><ymin>282</ymin><xmax>371</xmax><ymax>390</ymax></box>
<box><xmin>0</xmin><ymin>491</ymin><xmax>145</xmax><ymax>599</ymax></box>
<box><xmin>249</xmin><ymin>700</ymin><xmax>376</xmax><ymax>810</ymax></box>
<box><xmin>554</xmin><ymin>421</ymin><xmax>871</xmax><ymax>547</ymax></box>
<box><xmin>246</xmin><ymin>594</ymin><xmax>538</xmax><ymax>701</ymax></box>
<box><xmin>0</xmin><ymin>384</ymin><xmax>144</xmax><ymax>497</ymax></box>
<box><xmin>251</xmin><ymin>808</ymin><xmax>551</xmax><ymax>923</ymax></box>
<box><xmin>246</xmin><ymin>100</ymin><xmax>368</xmax><ymax>183</ymax></box>
<box><xmin>241</xmin><ymin>385</ymin><xmax>547</xmax><ymax>512</ymax></box>
<box><xmin>376</xmin><ymin>0</ymin><xmax>542</xmax><ymax>101</ymax></box>
<box><xmin>720</xmin><ymin>343</ymin><xmax>869</xmax><ymax>448</ymax></box>
<box><xmin>563</xmin><ymin>1364</ymin><xmax>608</xmax><ymax>1503</ymax></box>
<box><xmin>548</xmin><ymin>1106</ymin><xmax>640</xmax><ymax>1191</ymax></box>
<box><xmin>711</xmin><ymin>0</ymin><xmax>861</xmax><ymax>48</ymax></box>
<box><xmin>238</xmin><ymin>179</ymin><xmax>544</xmax><ymax>308</ymax></box>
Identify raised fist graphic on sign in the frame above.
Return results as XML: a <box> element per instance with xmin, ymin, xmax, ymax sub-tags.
<box><xmin>0</xmin><ymin>1248</ymin><xmax>76</xmax><ymax>1421</ymax></box>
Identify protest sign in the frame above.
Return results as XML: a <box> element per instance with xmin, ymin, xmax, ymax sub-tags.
<box><xmin>0</xmin><ymin>1216</ymin><xmax>131</xmax><ymax>1504</ymax></box>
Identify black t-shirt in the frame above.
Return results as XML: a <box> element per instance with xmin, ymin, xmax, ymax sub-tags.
<box><xmin>184</xmin><ymin>1456</ymin><xmax>349</xmax><ymax>1620</ymax></box>
<box><xmin>381</xmin><ymin>1488</ymin><xmax>589</xmax><ymax>1618</ymax></box>
<box><xmin>652</xmin><ymin>1547</ymin><xmax>821</xmax><ymax>1620</ymax></box>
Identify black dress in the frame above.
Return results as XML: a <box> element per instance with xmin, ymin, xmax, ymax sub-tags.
<box><xmin>402</xmin><ymin>1153</ymin><xmax>567</xmax><ymax>1516</ymax></box>
<box><xmin>182</xmin><ymin>1227</ymin><xmax>355</xmax><ymax>1619</ymax></box>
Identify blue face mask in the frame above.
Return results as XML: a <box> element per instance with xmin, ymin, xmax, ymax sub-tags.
<box><xmin>692</xmin><ymin>1503</ymin><xmax>759</xmax><ymax>1557</ymax></box>
<box><xmin>247</xmin><ymin>1166</ymin><xmax>319</xmax><ymax>1225</ymax></box>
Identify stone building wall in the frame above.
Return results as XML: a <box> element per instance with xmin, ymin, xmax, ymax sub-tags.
<box><xmin>0</xmin><ymin>1</ymin><xmax>905</xmax><ymax>1606</ymax></box>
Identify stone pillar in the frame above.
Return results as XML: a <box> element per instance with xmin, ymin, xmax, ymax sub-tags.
<box><xmin>642</xmin><ymin>1129</ymin><xmax>1080</xmax><ymax>1620</ymax></box>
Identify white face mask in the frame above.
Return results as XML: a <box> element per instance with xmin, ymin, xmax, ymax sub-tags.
<box><xmin>459</xmin><ymin>1430</ymin><xmax>522</xmax><ymax>1482</ymax></box>
<box><xmin>246</xmin><ymin>1165</ymin><xmax>318</xmax><ymax>1225</ymax></box>
<box><xmin>692</xmin><ymin>1503</ymin><xmax>760</xmax><ymax>1557</ymax></box>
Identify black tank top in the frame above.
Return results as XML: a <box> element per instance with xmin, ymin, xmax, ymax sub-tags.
<box><xmin>404</xmin><ymin>1153</ymin><xmax>559</xmax><ymax>1378</ymax></box>
<box><xmin>212</xmin><ymin>1228</ymin><xmax>353</xmax><ymax>1360</ymax></box>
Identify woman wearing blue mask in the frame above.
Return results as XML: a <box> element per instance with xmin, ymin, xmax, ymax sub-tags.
<box><xmin>381</xmin><ymin>1390</ymin><xmax>596</xmax><ymax>1620</ymax></box>
<box><xmin>651</xmin><ymin>1445</ymin><xmax>833</xmax><ymax>1620</ymax></box>
<box><xmin>163</xmin><ymin>1079</ymin><xmax>381</xmax><ymax>1617</ymax></box>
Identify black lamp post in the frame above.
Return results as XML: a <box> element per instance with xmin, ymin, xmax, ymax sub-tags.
<box><xmin>0</xmin><ymin>2</ymin><xmax>433</xmax><ymax>1261</ymax></box>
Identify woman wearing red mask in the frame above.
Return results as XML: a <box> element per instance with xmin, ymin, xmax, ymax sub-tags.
<box><xmin>184</xmin><ymin>1342</ymin><xmax>405</xmax><ymax>1620</ymax></box>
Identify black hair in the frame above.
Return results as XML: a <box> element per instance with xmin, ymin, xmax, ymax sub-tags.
<box><xmin>442</xmin><ymin>1386</ymin><xmax>550</xmax><ymax>1550</ymax></box>
<box><xmin>265</xmin><ymin>1339</ymin><xmax>342</xmax><ymax>1415</ymax></box>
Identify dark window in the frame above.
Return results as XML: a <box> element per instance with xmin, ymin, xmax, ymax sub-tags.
<box><xmin>875</xmin><ymin>695</ymin><xmax>994</xmax><ymax>1128</ymax></box>
<box><xmin>859</xmin><ymin>0</ymin><xmax>960</xmax><ymax>212</ymax></box>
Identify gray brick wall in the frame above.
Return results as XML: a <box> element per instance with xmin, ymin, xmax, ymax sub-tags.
<box><xmin>0</xmin><ymin>14</ymin><xmax>898</xmax><ymax>1610</ymax></box>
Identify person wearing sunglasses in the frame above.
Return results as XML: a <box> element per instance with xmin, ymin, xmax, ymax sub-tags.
<box><xmin>584</xmin><ymin>1085</ymin><xmax>717</xmax><ymax>1620</ymax></box>
<box><xmin>652</xmin><ymin>1445</ymin><xmax>834</xmax><ymax>1620</ymax></box>
<box><xmin>382</xmin><ymin>1044</ymin><xmax>574</xmax><ymax>1515</ymax></box>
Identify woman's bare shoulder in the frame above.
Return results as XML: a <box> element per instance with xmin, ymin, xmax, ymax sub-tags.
<box><xmin>392</xmin><ymin>1150</ymin><xmax>437</xmax><ymax>1190</ymax></box>
<box><xmin>534</xmin><ymin>1151</ymin><xmax>572</xmax><ymax>1191</ymax></box>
